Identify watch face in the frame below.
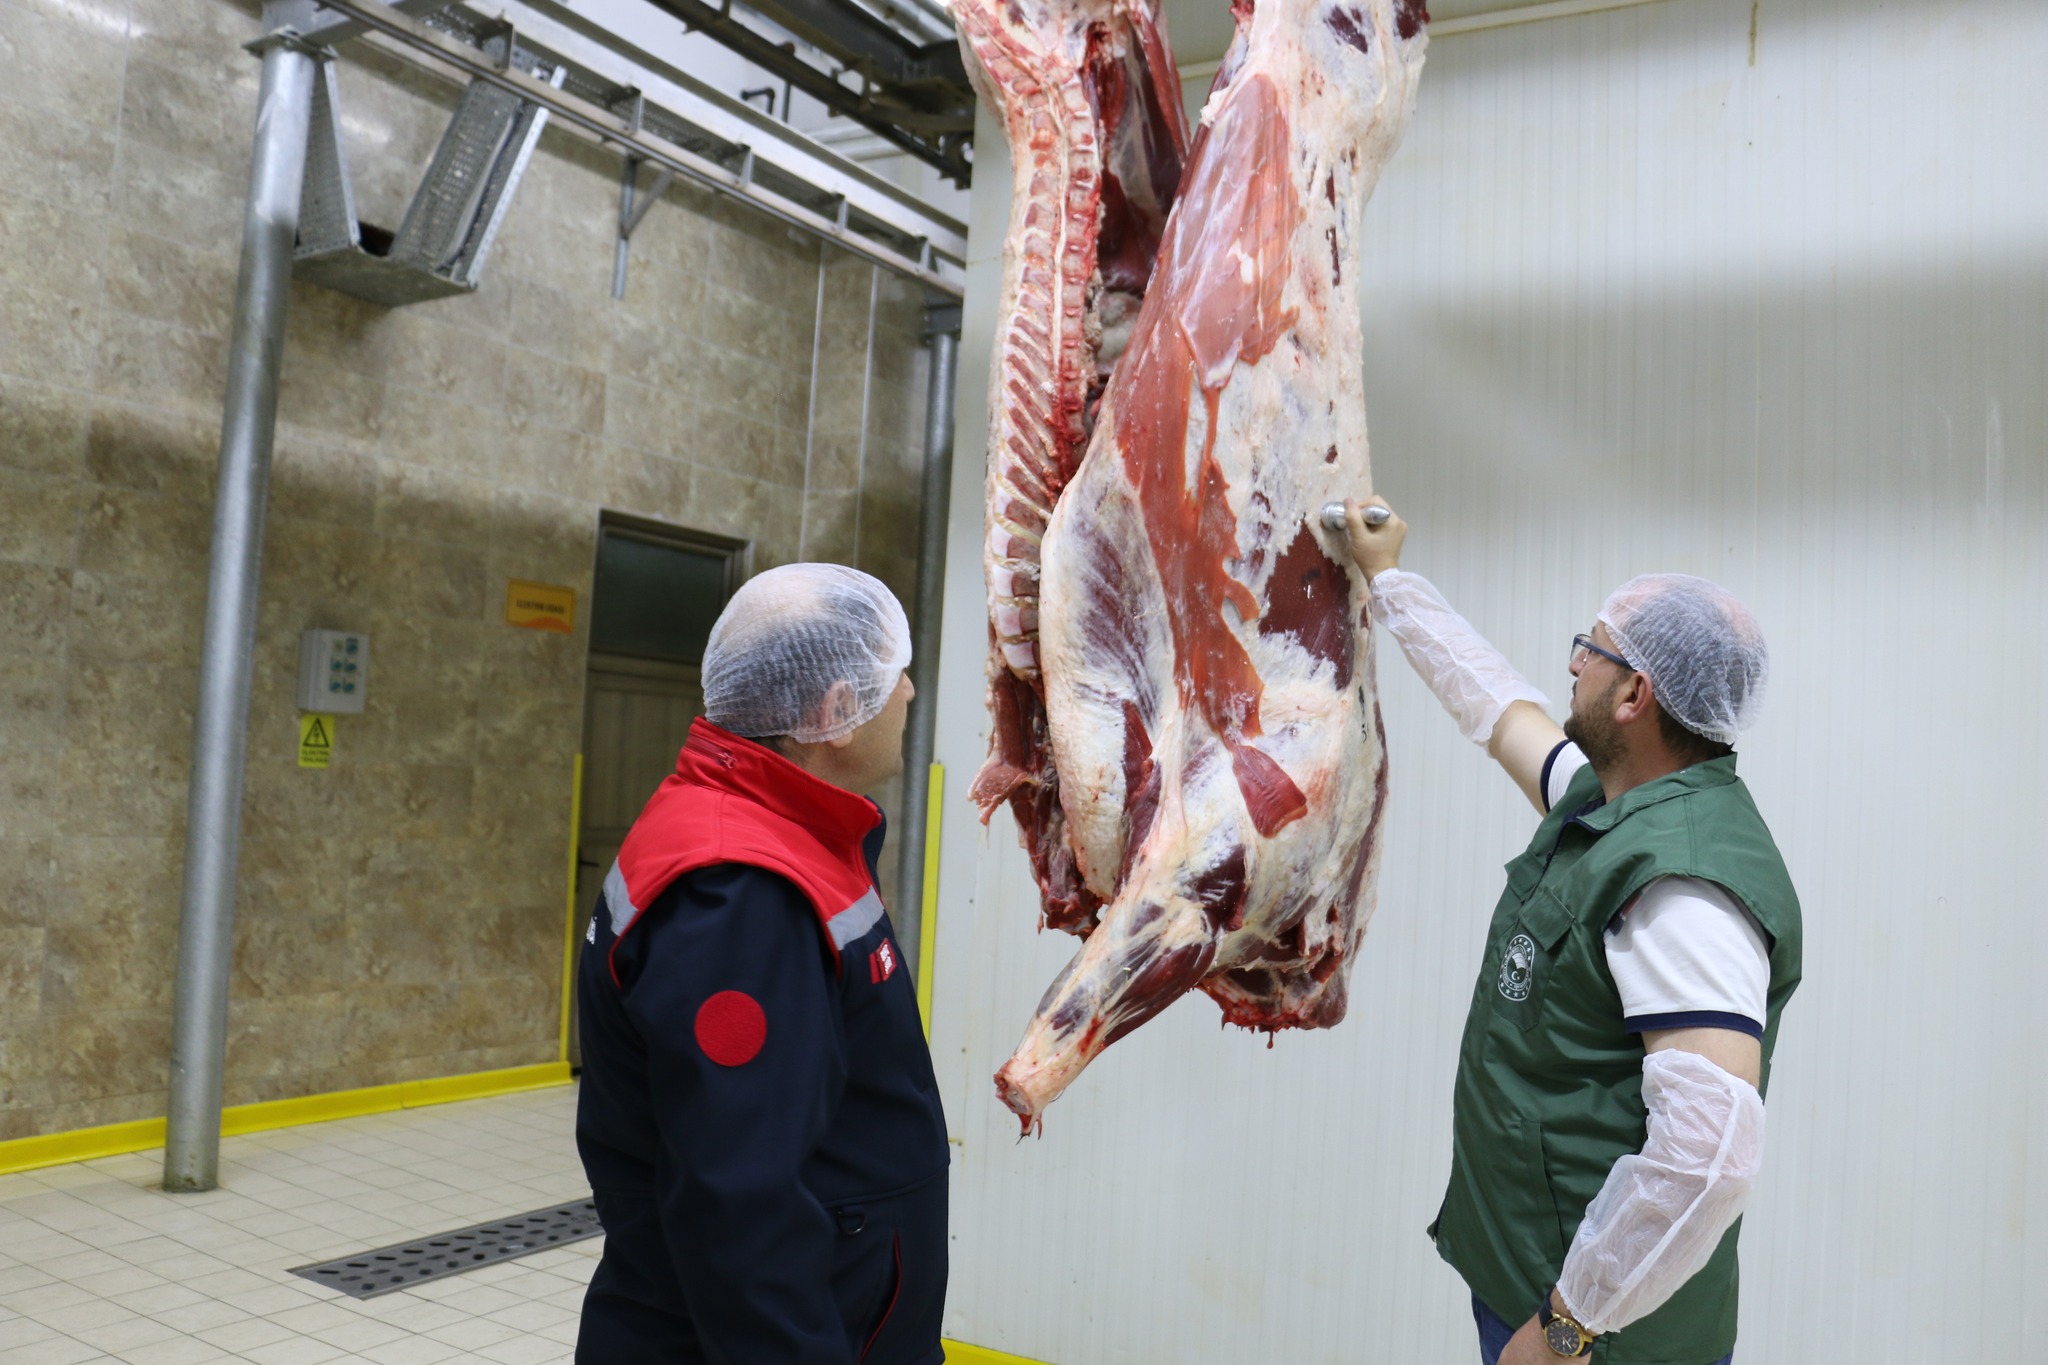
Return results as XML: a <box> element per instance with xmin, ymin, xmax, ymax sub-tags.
<box><xmin>1544</xmin><ymin>1318</ymin><xmax>1586</xmax><ymax>1356</ymax></box>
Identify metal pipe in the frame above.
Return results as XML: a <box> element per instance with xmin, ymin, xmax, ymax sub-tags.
<box><xmin>796</xmin><ymin>243</ymin><xmax>829</xmax><ymax>561</ymax></box>
<box><xmin>849</xmin><ymin>263</ymin><xmax>879</xmax><ymax>565</ymax></box>
<box><xmin>163</xmin><ymin>19</ymin><xmax>321</xmax><ymax>1194</ymax></box>
<box><xmin>894</xmin><ymin>305</ymin><xmax>959</xmax><ymax>980</ymax></box>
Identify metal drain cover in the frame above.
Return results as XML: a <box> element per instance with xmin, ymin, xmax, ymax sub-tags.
<box><xmin>291</xmin><ymin>1197</ymin><xmax>603</xmax><ymax>1299</ymax></box>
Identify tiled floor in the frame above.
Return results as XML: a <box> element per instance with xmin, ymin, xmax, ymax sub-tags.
<box><xmin>0</xmin><ymin>1086</ymin><xmax>598</xmax><ymax>1365</ymax></box>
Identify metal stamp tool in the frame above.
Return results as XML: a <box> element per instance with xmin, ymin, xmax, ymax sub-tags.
<box><xmin>1320</xmin><ymin>501</ymin><xmax>1391</xmax><ymax>531</ymax></box>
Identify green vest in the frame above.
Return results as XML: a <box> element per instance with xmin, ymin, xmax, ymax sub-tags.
<box><xmin>1430</xmin><ymin>755</ymin><xmax>1801</xmax><ymax>1364</ymax></box>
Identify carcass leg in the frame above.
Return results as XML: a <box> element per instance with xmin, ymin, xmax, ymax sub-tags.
<box><xmin>994</xmin><ymin>869</ymin><xmax>1216</xmax><ymax>1126</ymax></box>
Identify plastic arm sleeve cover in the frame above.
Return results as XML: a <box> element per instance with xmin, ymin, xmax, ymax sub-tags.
<box><xmin>1555</xmin><ymin>1048</ymin><xmax>1767</xmax><ymax>1335</ymax></box>
<box><xmin>1366</xmin><ymin>569</ymin><xmax>1550</xmax><ymax>745</ymax></box>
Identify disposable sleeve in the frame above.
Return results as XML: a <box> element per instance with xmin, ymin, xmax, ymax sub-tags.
<box><xmin>626</xmin><ymin>866</ymin><xmax>857</xmax><ymax>1365</ymax></box>
<box><xmin>1555</xmin><ymin>1048</ymin><xmax>1767</xmax><ymax>1335</ymax></box>
<box><xmin>1366</xmin><ymin>568</ymin><xmax>1551</xmax><ymax>745</ymax></box>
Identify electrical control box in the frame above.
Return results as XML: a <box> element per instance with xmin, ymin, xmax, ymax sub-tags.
<box><xmin>297</xmin><ymin>630</ymin><xmax>369</xmax><ymax>714</ymax></box>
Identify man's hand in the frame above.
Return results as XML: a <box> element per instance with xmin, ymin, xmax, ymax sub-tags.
<box><xmin>1342</xmin><ymin>496</ymin><xmax>1406</xmax><ymax>579</ymax></box>
<box><xmin>1497</xmin><ymin>1312</ymin><xmax>1557</xmax><ymax>1365</ymax></box>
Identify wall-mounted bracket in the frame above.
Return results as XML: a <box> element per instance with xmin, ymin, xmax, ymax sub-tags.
<box><xmin>611</xmin><ymin>148</ymin><xmax>679</xmax><ymax>299</ymax></box>
<box><xmin>293</xmin><ymin>38</ymin><xmax>565</xmax><ymax>305</ymax></box>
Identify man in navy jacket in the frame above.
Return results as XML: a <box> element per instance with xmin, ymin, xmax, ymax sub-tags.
<box><xmin>575</xmin><ymin>564</ymin><xmax>949</xmax><ymax>1365</ymax></box>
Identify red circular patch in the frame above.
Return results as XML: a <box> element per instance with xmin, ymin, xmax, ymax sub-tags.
<box><xmin>694</xmin><ymin>990</ymin><xmax>767</xmax><ymax>1067</ymax></box>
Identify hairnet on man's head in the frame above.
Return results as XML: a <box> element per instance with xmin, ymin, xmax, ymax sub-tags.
<box><xmin>702</xmin><ymin>564</ymin><xmax>912</xmax><ymax>744</ymax></box>
<box><xmin>1598</xmin><ymin>574</ymin><xmax>1768</xmax><ymax>746</ymax></box>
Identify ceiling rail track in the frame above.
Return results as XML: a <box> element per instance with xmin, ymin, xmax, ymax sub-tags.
<box><xmin>305</xmin><ymin>0</ymin><xmax>966</xmax><ymax>295</ymax></box>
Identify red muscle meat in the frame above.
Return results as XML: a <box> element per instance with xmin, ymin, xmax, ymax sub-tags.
<box><xmin>961</xmin><ymin>0</ymin><xmax>1429</xmax><ymax>1125</ymax></box>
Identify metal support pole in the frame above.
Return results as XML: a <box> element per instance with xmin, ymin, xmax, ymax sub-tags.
<box><xmin>163</xmin><ymin>14</ymin><xmax>322</xmax><ymax>1194</ymax></box>
<box><xmin>894</xmin><ymin>304</ymin><xmax>959</xmax><ymax>980</ymax></box>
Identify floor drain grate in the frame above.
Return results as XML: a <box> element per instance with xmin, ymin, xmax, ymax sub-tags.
<box><xmin>291</xmin><ymin>1197</ymin><xmax>603</xmax><ymax>1299</ymax></box>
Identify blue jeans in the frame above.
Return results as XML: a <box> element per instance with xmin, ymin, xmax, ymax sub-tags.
<box><xmin>1472</xmin><ymin>1295</ymin><xmax>1732</xmax><ymax>1365</ymax></box>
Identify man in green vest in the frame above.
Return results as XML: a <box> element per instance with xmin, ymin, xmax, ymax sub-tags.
<box><xmin>1339</xmin><ymin>499</ymin><xmax>1801</xmax><ymax>1365</ymax></box>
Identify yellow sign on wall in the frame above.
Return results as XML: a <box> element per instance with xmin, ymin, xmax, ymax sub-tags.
<box><xmin>506</xmin><ymin>580</ymin><xmax>576</xmax><ymax>633</ymax></box>
<box><xmin>299</xmin><ymin>714</ymin><xmax>335</xmax><ymax>769</ymax></box>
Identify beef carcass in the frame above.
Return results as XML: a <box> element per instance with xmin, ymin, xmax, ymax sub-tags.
<box><xmin>972</xmin><ymin>0</ymin><xmax>1430</xmax><ymax>1124</ymax></box>
<box><xmin>952</xmin><ymin>0</ymin><xmax>1192</xmax><ymax>934</ymax></box>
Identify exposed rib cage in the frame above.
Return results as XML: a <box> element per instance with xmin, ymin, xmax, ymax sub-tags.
<box><xmin>953</xmin><ymin>0</ymin><xmax>1189</xmax><ymax>685</ymax></box>
<box><xmin>952</xmin><ymin>0</ymin><xmax>1190</xmax><ymax>936</ymax></box>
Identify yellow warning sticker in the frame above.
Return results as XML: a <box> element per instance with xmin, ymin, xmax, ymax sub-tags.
<box><xmin>299</xmin><ymin>714</ymin><xmax>335</xmax><ymax>769</ymax></box>
<box><xmin>505</xmin><ymin>580</ymin><xmax>576</xmax><ymax>633</ymax></box>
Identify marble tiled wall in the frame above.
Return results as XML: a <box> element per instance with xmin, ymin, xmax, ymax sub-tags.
<box><xmin>0</xmin><ymin>0</ymin><xmax>936</xmax><ymax>1138</ymax></box>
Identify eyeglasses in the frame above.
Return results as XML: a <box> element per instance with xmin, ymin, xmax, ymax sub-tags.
<box><xmin>1571</xmin><ymin>633</ymin><xmax>1634</xmax><ymax>674</ymax></box>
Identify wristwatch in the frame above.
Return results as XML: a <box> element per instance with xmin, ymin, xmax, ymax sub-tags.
<box><xmin>1539</xmin><ymin>1289</ymin><xmax>1594</xmax><ymax>1358</ymax></box>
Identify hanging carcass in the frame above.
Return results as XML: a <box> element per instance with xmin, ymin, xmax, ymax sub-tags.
<box><xmin>956</xmin><ymin>0</ymin><xmax>1429</xmax><ymax>1124</ymax></box>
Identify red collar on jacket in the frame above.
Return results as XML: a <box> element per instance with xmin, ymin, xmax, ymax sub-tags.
<box><xmin>605</xmin><ymin>719</ymin><xmax>885</xmax><ymax>981</ymax></box>
<box><xmin>673</xmin><ymin>719</ymin><xmax>883</xmax><ymax>851</ymax></box>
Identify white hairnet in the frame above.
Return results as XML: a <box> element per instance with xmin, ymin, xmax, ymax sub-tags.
<box><xmin>702</xmin><ymin>564</ymin><xmax>912</xmax><ymax>744</ymax></box>
<box><xmin>1598</xmin><ymin>574</ymin><xmax>1767</xmax><ymax>746</ymax></box>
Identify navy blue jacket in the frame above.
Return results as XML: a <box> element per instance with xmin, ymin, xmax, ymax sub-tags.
<box><xmin>575</xmin><ymin>809</ymin><xmax>949</xmax><ymax>1365</ymax></box>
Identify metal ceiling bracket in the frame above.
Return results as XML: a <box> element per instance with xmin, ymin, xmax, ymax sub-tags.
<box><xmin>294</xmin><ymin>33</ymin><xmax>565</xmax><ymax>305</ymax></box>
<box><xmin>617</xmin><ymin>86</ymin><xmax>646</xmax><ymax>133</ymax></box>
<box><xmin>625</xmin><ymin>168</ymin><xmax>676</xmax><ymax>236</ymax></box>
<box><xmin>612</xmin><ymin>147</ymin><xmax>679</xmax><ymax>299</ymax></box>
<box><xmin>476</xmin><ymin>15</ymin><xmax>516</xmax><ymax>67</ymax></box>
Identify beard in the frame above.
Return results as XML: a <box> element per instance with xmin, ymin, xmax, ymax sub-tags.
<box><xmin>1563</xmin><ymin>674</ymin><xmax>1628</xmax><ymax>773</ymax></box>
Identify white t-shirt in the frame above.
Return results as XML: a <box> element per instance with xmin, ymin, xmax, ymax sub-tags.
<box><xmin>1542</xmin><ymin>742</ymin><xmax>1771</xmax><ymax>1037</ymax></box>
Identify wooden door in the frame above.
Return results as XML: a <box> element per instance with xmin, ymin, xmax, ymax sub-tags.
<box><xmin>567</xmin><ymin>655</ymin><xmax>705</xmax><ymax>1066</ymax></box>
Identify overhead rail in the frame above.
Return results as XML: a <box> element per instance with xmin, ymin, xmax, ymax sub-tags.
<box><xmin>637</xmin><ymin>0</ymin><xmax>974</xmax><ymax>183</ymax></box>
<box><xmin>497</xmin><ymin>0</ymin><xmax>962</xmax><ymax>259</ymax></box>
<box><xmin>844</xmin><ymin>0</ymin><xmax>954</xmax><ymax>49</ymax></box>
<box><xmin>304</xmin><ymin>0</ymin><xmax>967</xmax><ymax>295</ymax></box>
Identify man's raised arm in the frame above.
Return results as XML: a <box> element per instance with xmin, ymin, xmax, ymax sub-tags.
<box><xmin>1341</xmin><ymin>498</ymin><xmax>1563</xmax><ymax>812</ymax></box>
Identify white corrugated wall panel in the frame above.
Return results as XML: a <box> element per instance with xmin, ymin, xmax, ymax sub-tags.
<box><xmin>925</xmin><ymin>1</ymin><xmax>2048</xmax><ymax>1360</ymax></box>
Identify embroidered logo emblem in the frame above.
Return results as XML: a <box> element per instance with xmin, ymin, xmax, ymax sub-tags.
<box><xmin>1497</xmin><ymin>932</ymin><xmax>1536</xmax><ymax>1002</ymax></box>
<box><xmin>869</xmin><ymin>940</ymin><xmax>898</xmax><ymax>984</ymax></box>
